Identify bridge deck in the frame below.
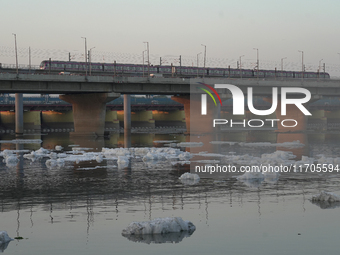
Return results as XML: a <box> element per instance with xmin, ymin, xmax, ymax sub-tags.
<box><xmin>0</xmin><ymin>73</ymin><xmax>340</xmax><ymax>96</ymax></box>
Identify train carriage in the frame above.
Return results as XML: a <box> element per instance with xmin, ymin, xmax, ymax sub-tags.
<box><xmin>39</xmin><ymin>60</ymin><xmax>331</xmax><ymax>79</ymax></box>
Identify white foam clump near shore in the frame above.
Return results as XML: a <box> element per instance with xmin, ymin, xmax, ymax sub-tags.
<box><xmin>55</xmin><ymin>145</ymin><xmax>63</xmax><ymax>151</ymax></box>
<box><xmin>5</xmin><ymin>155</ymin><xmax>19</xmax><ymax>166</ymax></box>
<box><xmin>176</xmin><ymin>142</ymin><xmax>203</xmax><ymax>148</ymax></box>
<box><xmin>210</xmin><ymin>140</ymin><xmax>304</xmax><ymax>148</ymax></box>
<box><xmin>223</xmin><ymin>150</ymin><xmax>296</xmax><ymax>166</ymax></box>
<box><xmin>102</xmin><ymin>147</ymin><xmax>192</xmax><ymax>162</ymax></box>
<box><xmin>311</xmin><ymin>191</ymin><xmax>340</xmax><ymax>203</ymax></box>
<box><xmin>122</xmin><ymin>217</ymin><xmax>196</xmax><ymax>236</ymax></box>
<box><xmin>0</xmin><ymin>231</ymin><xmax>13</xmax><ymax>244</ymax></box>
<box><xmin>117</xmin><ymin>156</ymin><xmax>130</xmax><ymax>168</ymax></box>
<box><xmin>179</xmin><ymin>172</ymin><xmax>200</xmax><ymax>185</ymax></box>
<box><xmin>35</xmin><ymin>146</ymin><xmax>194</xmax><ymax>169</ymax></box>
<box><xmin>1</xmin><ymin>150</ymin><xmax>21</xmax><ymax>167</ymax></box>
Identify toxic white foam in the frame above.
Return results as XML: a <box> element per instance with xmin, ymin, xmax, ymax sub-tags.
<box><xmin>179</xmin><ymin>172</ymin><xmax>200</xmax><ymax>185</ymax></box>
<box><xmin>176</xmin><ymin>142</ymin><xmax>203</xmax><ymax>147</ymax></box>
<box><xmin>55</xmin><ymin>145</ymin><xmax>63</xmax><ymax>151</ymax></box>
<box><xmin>0</xmin><ymin>231</ymin><xmax>13</xmax><ymax>244</ymax></box>
<box><xmin>311</xmin><ymin>191</ymin><xmax>340</xmax><ymax>203</ymax></box>
<box><xmin>122</xmin><ymin>217</ymin><xmax>196</xmax><ymax>236</ymax></box>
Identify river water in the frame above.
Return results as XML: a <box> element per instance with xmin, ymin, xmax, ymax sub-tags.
<box><xmin>0</xmin><ymin>131</ymin><xmax>340</xmax><ymax>254</ymax></box>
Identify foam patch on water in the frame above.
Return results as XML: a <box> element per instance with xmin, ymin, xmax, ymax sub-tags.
<box><xmin>179</xmin><ymin>172</ymin><xmax>200</xmax><ymax>185</ymax></box>
<box><xmin>0</xmin><ymin>231</ymin><xmax>13</xmax><ymax>244</ymax></box>
<box><xmin>210</xmin><ymin>140</ymin><xmax>304</xmax><ymax>148</ymax></box>
<box><xmin>122</xmin><ymin>217</ymin><xmax>196</xmax><ymax>236</ymax></box>
<box><xmin>311</xmin><ymin>191</ymin><xmax>340</xmax><ymax>202</ymax></box>
<box><xmin>153</xmin><ymin>140</ymin><xmax>179</xmax><ymax>143</ymax></box>
<box><xmin>176</xmin><ymin>142</ymin><xmax>203</xmax><ymax>147</ymax></box>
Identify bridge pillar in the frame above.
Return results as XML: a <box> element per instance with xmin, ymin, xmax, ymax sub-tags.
<box><xmin>124</xmin><ymin>94</ymin><xmax>131</xmax><ymax>132</ymax></box>
<box><xmin>171</xmin><ymin>95</ymin><xmax>190</xmax><ymax>131</ymax></box>
<box><xmin>15</xmin><ymin>93</ymin><xmax>23</xmax><ymax>135</ymax></box>
<box><xmin>262</xmin><ymin>97</ymin><xmax>308</xmax><ymax>132</ymax></box>
<box><xmin>59</xmin><ymin>92</ymin><xmax>120</xmax><ymax>136</ymax></box>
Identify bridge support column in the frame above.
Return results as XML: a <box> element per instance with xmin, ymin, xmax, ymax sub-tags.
<box><xmin>262</xmin><ymin>97</ymin><xmax>308</xmax><ymax>132</ymax></box>
<box><xmin>59</xmin><ymin>92</ymin><xmax>120</xmax><ymax>136</ymax></box>
<box><xmin>171</xmin><ymin>95</ymin><xmax>190</xmax><ymax>131</ymax></box>
<box><xmin>15</xmin><ymin>93</ymin><xmax>23</xmax><ymax>135</ymax></box>
<box><xmin>124</xmin><ymin>94</ymin><xmax>131</xmax><ymax>132</ymax></box>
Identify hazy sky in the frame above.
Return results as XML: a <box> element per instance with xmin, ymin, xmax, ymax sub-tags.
<box><xmin>1</xmin><ymin>0</ymin><xmax>340</xmax><ymax>75</ymax></box>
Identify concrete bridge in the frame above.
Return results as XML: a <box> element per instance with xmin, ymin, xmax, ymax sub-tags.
<box><xmin>0</xmin><ymin>73</ymin><xmax>340</xmax><ymax>95</ymax></box>
<box><xmin>1</xmin><ymin>72</ymin><xmax>340</xmax><ymax>135</ymax></box>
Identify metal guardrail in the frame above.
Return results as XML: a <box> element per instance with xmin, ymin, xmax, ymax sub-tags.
<box><xmin>0</xmin><ymin>96</ymin><xmax>182</xmax><ymax>105</ymax></box>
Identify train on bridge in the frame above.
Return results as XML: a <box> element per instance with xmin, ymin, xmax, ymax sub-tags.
<box><xmin>39</xmin><ymin>60</ymin><xmax>330</xmax><ymax>79</ymax></box>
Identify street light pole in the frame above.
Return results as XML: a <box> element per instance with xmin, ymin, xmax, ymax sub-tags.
<box><xmin>197</xmin><ymin>52</ymin><xmax>202</xmax><ymax>78</ymax></box>
<box><xmin>143</xmin><ymin>42</ymin><xmax>149</xmax><ymax>77</ymax></box>
<box><xmin>82</xmin><ymin>37</ymin><xmax>87</xmax><ymax>77</ymax></box>
<box><xmin>142</xmin><ymin>50</ymin><xmax>146</xmax><ymax>77</ymax></box>
<box><xmin>12</xmin><ymin>33</ymin><xmax>18</xmax><ymax>75</ymax></box>
<box><xmin>239</xmin><ymin>55</ymin><xmax>244</xmax><ymax>79</ymax></box>
<box><xmin>89</xmin><ymin>47</ymin><xmax>95</xmax><ymax>76</ymax></box>
<box><xmin>253</xmin><ymin>48</ymin><xmax>259</xmax><ymax>79</ymax></box>
<box><xmin>201</xmin><ymin>44</ymin><xmax>206</xmax><ymax>78</ymax></box>
<box><xmin>319</xmin><ymin>59</ymin><xmax>323</xmax><ymax>79</ymax></box>
<box><xmin>298</xmin><ymin>50</ymin><xmax>304</xmax><ymax>79</ymax></box>
<box><xmin>281</xmin><ymin>57</ymin><xmax>287</xmax><ymax>79</ymax></box>
<box><xmin>29</xmin><ymin>46</ymin><xmax>31</xmax><ymax>73</ymax></box>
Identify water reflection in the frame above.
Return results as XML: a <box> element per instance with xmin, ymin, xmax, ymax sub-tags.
<box><xmin>0</xmin><ymin>240</ymin><xmax>11</xmax><ymax>252</ymax></box>
<box><xmin>311</xmin><ymin>201</ymin><xmax>340</xmax><ymax>209</ymax></box>
<box><xmin>122</xmin><ymin>231</ymin><xmax>195</xmax><ymax>244</ymax></box>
